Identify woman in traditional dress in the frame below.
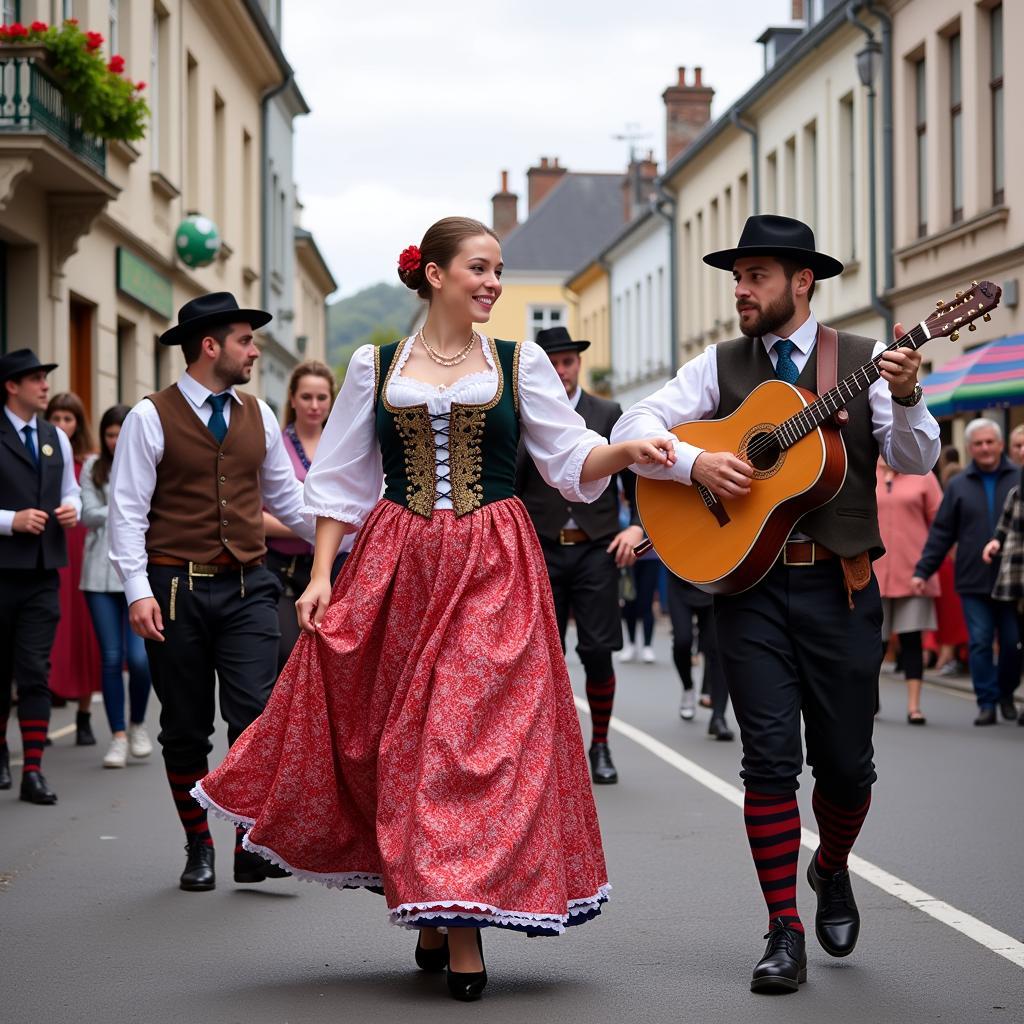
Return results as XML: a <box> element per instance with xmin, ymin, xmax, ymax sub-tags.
<box><xmin>194</xmin><ymin>217</ymin><xmax>674</xmax><ymax>1001</ymax></box>
<box><xmin>46</xmin><ymin>391</ymin><xmax>101</xmax><ymax>745</ymax></box>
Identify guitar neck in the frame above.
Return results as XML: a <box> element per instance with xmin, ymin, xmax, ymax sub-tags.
<box><xmin>779</xmin><ymin>322</ymin><xmax>931</xmax><ymax>446</ymax></box>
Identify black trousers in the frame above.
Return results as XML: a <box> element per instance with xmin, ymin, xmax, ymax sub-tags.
<box><xmin>714</xmin><ymin>559</ymin><xmax>882</xmax><ymax>799</ymax></box>
<box><xmin>666</xmin><ymin>574</ymin><xmax>729</xmax><ymax>717</ymax></box>
<box><xmin>540</xmin><ymin>537</ymin><xmax>621</xmax><ymax>655</ymax></box>
<box><xmin>144</xmin><ymin>565</ymin><xmax>282</xmax><ymax>771</ymax></box>
<box><xmin>0</xmin><ymin>569</ymin><xmax>59</xmax><ymax>727</ymax></box>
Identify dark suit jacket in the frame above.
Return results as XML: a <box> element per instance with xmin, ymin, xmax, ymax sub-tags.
<box><xmin>516</xmin><ymin>389</ymin><xmax>639</xmax><ymax>542</ymax></box>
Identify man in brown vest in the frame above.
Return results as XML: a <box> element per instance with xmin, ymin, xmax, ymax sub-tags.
<box><xmin>108</xmin><ymin>293</ymin><xmax>314</xmax><ymax>892</ymax></box>
<box><xmin>612</xmin><ymin>217</ymin><xmax>940</xmax><ymax>993</ymax></box>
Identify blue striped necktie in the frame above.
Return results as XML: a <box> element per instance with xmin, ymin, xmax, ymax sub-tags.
<box><xmin>773</xmin><ymin>338</ymin><xmax>800</xmax><ymax>385</ymax></box>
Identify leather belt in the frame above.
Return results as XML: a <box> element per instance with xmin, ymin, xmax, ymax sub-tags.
<box><xmin>782</xmin><ymin>541</ymin><xmax>835</xmax><ymax>567</ymax></box>
<box><xmin>148</xmin><ymin>555</ymin><xmax>264</xmax><ymax>575</ymax></box>
<box><xmin>558</xmin><ymin>528</ymin><xmax>590</xmax><ymax>545</ymax></box>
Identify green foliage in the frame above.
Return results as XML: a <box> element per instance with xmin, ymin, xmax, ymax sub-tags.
<box><xmin>0</xmin><ymin>19</ymin><xmax>149</xmax><ymax>141</ymax></box>
<box><xmin>328</xmin><ymin>283</ymin><xmax>420</xmax><ymax>374</ymax></box>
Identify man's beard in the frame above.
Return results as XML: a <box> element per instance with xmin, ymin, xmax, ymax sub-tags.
<box><xmin>214</xmin><ymin>355</ymin><xmax>252</xmax><ymax>387</ymax></box>
<box><xmin>737</xmin><ymin>289</ymin><xmax>796</xmax><ymax>339</ymax></box>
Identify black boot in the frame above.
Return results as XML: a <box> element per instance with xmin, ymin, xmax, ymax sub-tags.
<box><xmin>750</xmin><ymin>918</ymin><xmax>807</xmax><ymax>993</ymax></box>
<box><xmin>180</xmin><ymin>838</ymin><xmax>216</xmax><ymax>891</ymax></box>
<box><xmin>234</xmin><ymin>848</ymin><xmax>291</xmax><ymax>883</ymax></box>
<box><xmin>0</xmin><ymin>747</ymin><xmax>11</xmax><ymax>790</ymax></box>
<box><xmin>707</xmin><ymin>715</ymin><xmax>734</xmax><ymax>741</ymax></box>
<box><xmin>19</xmin><ymin>771</ymin><xmax>57</xmax><ymax>805</ymax></box>
<box><xmin>588</xmin><ymin>742</ymin><xmax>618</xmax><ymax>784</ymax></box>
<box><xmin>446</xmin><ymin>929</ymin><xmax>487</xmax><ymax>1001</ymax></box>
<box><xmin>806</xmin><ymin>851</ymin><xmax>860</xmax><ymax>957</ymax></box>
<box><xmin>75</xmin><ymin>711</ymin><xmax>96</xmax><ymax>747</ymax></box>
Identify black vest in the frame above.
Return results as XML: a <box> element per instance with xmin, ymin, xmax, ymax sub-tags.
<box><xmin>0</xmin><ymin>411</ymin><xmax>68</xmax><ymax>570</ymax></box>
<box><xmin>715</xmin><ymin>332</ymin><xmax>884</xmax><ymax>559</ymax></box>
<box><xmin>516</xmin><ymin>389</ymin><xmax>627</xmax><ymax>543</ymax></box>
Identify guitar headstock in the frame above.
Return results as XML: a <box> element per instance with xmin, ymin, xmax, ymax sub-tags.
<box><xmin>925</xmin><ymin>280</ymin><xmax>1001</xmax><ymax>343</ymax></box>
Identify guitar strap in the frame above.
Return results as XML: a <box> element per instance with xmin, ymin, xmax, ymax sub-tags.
<box><xmin>815</xmin><ymin>324</ymin><xmax>849</xmax><ymax>427</ymax></box>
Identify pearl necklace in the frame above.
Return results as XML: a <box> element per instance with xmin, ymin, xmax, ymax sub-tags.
<box><xmin>417</xmin><ymin>329</ymin><xmax>478</xmax><ymax>367</ymax></box>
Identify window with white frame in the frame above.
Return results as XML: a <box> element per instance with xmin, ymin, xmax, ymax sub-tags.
<box><xmin>527</xmin><ymin>305</ymin><xmax>565</xmax><ymax>341</ymax></box>
<box><xmin>108</xmin><ymin>0</ymin><xmax>119</xmax><ymax>54</ymax></box>
<box><xmin>914</xmin><ymin>58</ymin><xmax>927</xmax><ymax>238</ymax></box>
<box><xmin>991</xmin><ymin>3</ymin><xmax>1004</xmax><ymax>206</ymax></box>
<box><xmin>949</xmin><ymin>31</ymin><xmax>963</xmax><ymax>224</ymax></box>
<box><xmin>2</xmin><ymin>2</ymin><xmax>17</xmax><ymax>24</ymax></box>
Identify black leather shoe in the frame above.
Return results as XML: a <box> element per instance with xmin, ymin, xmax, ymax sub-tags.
<box><xmin>999</xmin><ymin>699</ymin><xmax>1018</xmax><ymax>722</ymax></box>
<box><xmin>180</xmin><ymin>839</ymin><xmax>216</xmax><ymax>891</ymax></box>
<box><xmin>589</xmin><ymin>742</ymin><xmax>618</xmax><ymax>784</ymax></box>
<box><xmin>19</xmin><ymin>771</ymin><xmax>57</xmax><ymax>805</ymax></box>
<box><xmin>807</xmin><ymin>851</ymin><xmax>859</xmax><ymax>957</ymax></box>
<box><xmin>446</xmin><ymin>929</ymin><xmax>487</xmax><ymax>1001</ymax></box>
<box><xmin>974</xmin><ymin>706</ymin><xmax>997</xmax><ymax>726</ymax></box>
<box><xmin>75</xmin><ymin>712</ymin><xmax>96</xmax><ymax>746</ymax></box>
<box><xmin>750</xmin><ymin>918</ymin><xmax>806</xmax><ymax>993</ymax></box>
<box><xmin>234</xmin><ymin>848</ymin><xmax>291</xmax><ymax>883</ymax></box>
<box><xmin>0</xmin><ymin>747</ymin><xmax>11</xmax><ymax>790</ymax></box>
<box><xmin>708</xmin><ymin>715</ymin><xmax>734</xmax><ymax>741</ymax></box>
<box><xmin>415</xmin><ymin>931</ymin><xmax>449</xmax><ymax>972</ymax></box>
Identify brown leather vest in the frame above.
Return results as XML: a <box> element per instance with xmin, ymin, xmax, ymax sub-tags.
<box><xmin>145</xmin><ymin>385</ymin><xmax>267</xmax><ymax>564</ymax></box>
<box><xmin>715</xmin><ymin>331</ymin><xmax>884</xmax><ymax>559</ymax></box>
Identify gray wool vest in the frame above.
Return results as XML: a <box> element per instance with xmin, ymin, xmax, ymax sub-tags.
<box><xmin>714</xmin><ymin>332</ymin><xmax>884</xmax><ymax>560</ymax></box>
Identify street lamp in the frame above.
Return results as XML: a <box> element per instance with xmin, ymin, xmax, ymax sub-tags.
<box><xmin>856</xmin><ymin>38</ymin><xmax>882</xmax><ymax>90</ymax></box>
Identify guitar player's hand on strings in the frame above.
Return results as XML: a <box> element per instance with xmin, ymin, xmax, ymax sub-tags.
<box><xmin>691</xmin><ymin>451</ymin><xmax>753</xmax><ymax>500</ymax></box>
<box><xmin>878</xmin><ymin>322</ymin><xmax>923</xmax><ymax>399</ymax></box>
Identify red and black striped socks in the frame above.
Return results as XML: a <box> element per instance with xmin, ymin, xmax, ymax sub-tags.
<box><xmin>19</xmin><ymin>718</ymin><xmax>48</xmax><ymax>775</ymax></box>
<box><xmin>812</xmin><ymin>785</ymin><xmax>871</xmax><ymax>874</ymax></box>
<box><xmin>581</xmin><ymin>652</ymin><xmax>616</xmax><ymax>745</ymax></box>
<box><xmin>167</xmin><ymin>764</ymin><xmax>213</xmax><ymax>847</ymax></box>
<box><xmin>744</xmin><ymin>790</ymin><xmax>804</xmax><ymax>933</ymax></box>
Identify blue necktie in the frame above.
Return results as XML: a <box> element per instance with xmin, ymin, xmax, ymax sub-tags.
<box><xmin>207</xmin><ymin>393</ymin><xmax>229</xmax><ymax>444</ymax></box>
<box><xmin>773</xmin><ymin>338</ymin><xmax>800</xmax><ymax>385</ymax></box>
<box><xmin>21</xmin><ymin>424</ymin><xmax>40</xmax><ymax>468</ymax></box>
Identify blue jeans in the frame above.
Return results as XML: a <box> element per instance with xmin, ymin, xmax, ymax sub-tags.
<box><xmin>959</xmin><ymin>595</ymin><xmax>1021</xmax><ymax>709</ymax></box>
<box><xmin>84</xmin><ymin>591</ymin><xmax>152</xmax><ymax>733</ymax></box>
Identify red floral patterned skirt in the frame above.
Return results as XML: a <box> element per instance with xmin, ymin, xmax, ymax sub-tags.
<box><xmin>193</xmin><ymin>497</ymin><xmax>609</xmax><ymax>935</ymax></box>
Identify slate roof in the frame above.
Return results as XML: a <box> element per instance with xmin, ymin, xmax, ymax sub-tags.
<box><xmin>500</xmin><ymin>173</ymin><xmax>625</xmax><ymax>273</ymax></box>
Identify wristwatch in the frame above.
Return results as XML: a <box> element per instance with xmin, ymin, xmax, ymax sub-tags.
<box><xmin>892</xmin><ymin>383</ymin><xmax>923</xmax><ymax>408</ymax></box>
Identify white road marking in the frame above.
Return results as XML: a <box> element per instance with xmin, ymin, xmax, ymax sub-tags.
<box><xmin>575</xmin><ymin>695</ymin><xmax>1024</xmax><ymax>971</ymax></box>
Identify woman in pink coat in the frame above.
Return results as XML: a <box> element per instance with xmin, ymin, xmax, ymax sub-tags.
<box><xmin>875</xmin><ymin>460</ymin><xmax>943</xmax><ymax>724</ymax></box>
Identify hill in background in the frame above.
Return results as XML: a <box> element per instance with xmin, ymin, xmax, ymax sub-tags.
<box><xmin>326</xmin><ymin>282</ymin><xmax>421</xmax><ymax>372</ymax></box>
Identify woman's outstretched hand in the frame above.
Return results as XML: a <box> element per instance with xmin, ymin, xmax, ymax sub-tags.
<box><xmin>622</xmin><ymin>437</ymin><xmax>677</xmax><ymax>468</ymax></box>
<box><xmin>296</xmin><ymin>576</ymin><xmax>333</xmax><ymax>634</ymax></box>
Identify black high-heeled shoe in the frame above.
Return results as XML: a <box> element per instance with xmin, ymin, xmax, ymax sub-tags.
<box><xmin>446</xmin><ymin>928</ymin><xmax>487</xmax><ymax>1001</ymax></box>
<box><xmin>414</xmin><ymin>930</ymin><xmax>449</xmax><ymax>972</ymax></box>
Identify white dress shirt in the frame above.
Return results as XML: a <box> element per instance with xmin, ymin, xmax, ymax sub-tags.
<box><xmin>611</xmin><ymin>313</ymin><xmax>941</xmax><ymax>481</ymax></box>
<box><xmin>302</xmin><ymin>335</ymin><xmax>609</xmax><ymax>528</ymax></box>
<box><xmin>108</xmin><ymin>371</ymin><xmax>314</xmax><ymax>605</ymax></box>
<box><xmin>0</xmin><ymin>405</ymin><xmax>82</xmax><ymax>534</ymax></box>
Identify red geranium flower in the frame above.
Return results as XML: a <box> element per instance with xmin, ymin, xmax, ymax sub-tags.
<box><xmin>107</xmin><ymin>54</ymin><xmax>125</xmax><ymax>73</ymax></box>
<box><xmin>7</xmin><ymin>22</ymin><xmax>29</xmax><ymax>37</ymax></box>
<box><xmin>134</xmin><ymin>81</ymin><xmax>146</xmax><ymax>91</ymax></box>
<box><xmin>85</xmin><ymin>30</ymin><xmax>103</xmax><ymax>50</ymax></box>
<box><xmin>30</xmin><ymin>20</ymin><xmax>48</xmax><ymax>33</ymax></box>
<box><xmin>67</xmin><ymin>17</ymin><xmax>78</xmax><ymax>24</ymax></box>
<box><xmin>398</xmin><ymin>245</ymin><xmax>422</xmax><ymax>274</ymax></box>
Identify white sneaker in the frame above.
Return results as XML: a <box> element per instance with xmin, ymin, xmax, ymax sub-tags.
<box><xmin>642</xmin><ymin>646</ymin><xmax>656</xmax><ymax>664</ymax></box>
<box><xmin>103</xmin><ymin>736</ymin><xmax>128</xmax><ymax>769</ymax></box>
<box><xmin>128</xmin><ymin>723</ymin><xmax>153</xmax><ymax>758</ymax></box>
<box><xmin>679</xmin><ymin>689</ymin><xmax>696</xmax><ymax>721</ymax></box>
<box><xmin>619</xmin><ymin>644</ymin><xmax>635</xmax><ymax>662</ymax></box>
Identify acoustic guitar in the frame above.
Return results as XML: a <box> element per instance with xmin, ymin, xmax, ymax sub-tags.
<box><xmin>634</xmin><ymin>280</ymin><xmax>1002</xmax><ymax>595</ymax></box>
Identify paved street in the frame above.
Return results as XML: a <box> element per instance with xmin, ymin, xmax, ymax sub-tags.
<box><xmin>3</xmin><ymin>626</ymin><xmax>1023</xmax><ymax>1024</ymax></box>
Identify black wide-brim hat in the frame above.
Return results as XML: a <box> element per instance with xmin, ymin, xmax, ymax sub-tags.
<box><xmin>0</xmin><ymin>347</ymin><xmax>58</xmax><ymax>384</ymax></box>
<box><xmin>158</xmin><ymin>291</ymin><xmax>273</xmax><ymax>347</ymax></box>
<box><xmin>535</xmin><ymin>326</ymin><xmax>590</xmax><ymax>354</ymax></box>
<box><xmin>703</xmin><ymin>214</ymin><xmax>844</xmax><ymax>280</ymax></box>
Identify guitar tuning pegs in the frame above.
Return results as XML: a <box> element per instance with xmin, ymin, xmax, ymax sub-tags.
<box><xmin>983</xmin><ymin>313</ymin><xmax>992</xmax><ymax>322</ymax></box>
<box><xmin>955</xmin><ymin>290</ymin><xmax>963</xmax><ymax>298</ymax></box>
<box><xmin>951</xmin><ymin>330</ymin><xmax>960</xmax><ymax>342</ymax></box>
<box><xmin>972</xmin><ymin>280</ymin><xmax>978</xmax><ymax>287</ymax></box>
<box><xmin>968</xmin><ymin>323</ymin><xmax>977</xmax><ymax>332</ymax></box>
<box><xmin>936</xmin><ymin>299</ymin><xmax>944</xmax><ymax>308</ymax></box>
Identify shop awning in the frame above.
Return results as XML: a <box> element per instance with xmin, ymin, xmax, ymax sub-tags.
<box><xmin>921</xmin><ymin>334</ymin><xmax>1024</xmax><ymax>417</ymax></box>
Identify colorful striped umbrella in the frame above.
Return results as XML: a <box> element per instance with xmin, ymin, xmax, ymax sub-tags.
<box><xmin>921</xmin><ymin>333</ymin><xmax>1024</xmax><ymax>417</ymax></box>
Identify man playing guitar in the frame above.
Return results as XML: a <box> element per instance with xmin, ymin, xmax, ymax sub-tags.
<box><xmin>612</xmin><ymin>215</ymin><xmax>941</xmax><ymax>994</ymax></box>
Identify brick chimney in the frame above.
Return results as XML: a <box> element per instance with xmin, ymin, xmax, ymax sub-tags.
<box><xmin>491</xmin><ymin>170</ymin><xmax>519</xmax><ymax>239</ymax></box>
<box><xmin>622</xmin><ymin>150</ymin><xmax>659</xmax><ymax>222</ymax></box>
<box><xmin>662</xmin><ymin>66</ymin><xmax>715</xmax><ymax>166</ymax></box>
<box><xmin>792</xmin><ymin>0</ymin><xmax>805</xmax><ymax>20</ymax></box>
<box><xmin>526</xmin><ymin>156</ymin><xmax>567</xmax><ymax>213</ymax></box>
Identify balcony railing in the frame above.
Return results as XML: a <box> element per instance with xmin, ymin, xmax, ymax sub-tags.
<box><xmin>0</xmin><ymin>50</ymin><xmax>106</xmax><ymax>175</ymax></box>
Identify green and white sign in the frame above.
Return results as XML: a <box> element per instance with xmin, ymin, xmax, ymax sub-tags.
<box><xmin>116</xmin><ymin>248</ymin><xmax>173</xmax><ymax>320</ymax></box>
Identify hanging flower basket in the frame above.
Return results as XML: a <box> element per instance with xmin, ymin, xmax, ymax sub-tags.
<box><xmin>0</xmin><ymin>19</ymin><xmax>148</xmax><ymax>141</ymax></box>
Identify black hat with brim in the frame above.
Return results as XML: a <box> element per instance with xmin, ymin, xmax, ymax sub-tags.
<box><xmin>0</xmin><ymin>348</ymin><xmax>58</xmax><ymax>384</ymax></box>
<box><xmin>535</xmin><ymin>326</ymin><xmax>590</xmax><ymax>355</ymax></box>
<box><xmin>703</xmin><ymin>214</ymin><xmax>844</xmax><ymax>280</ymax></box>
<box><xmin>158</xmin><ymin>291</ymin><xmax>273</xmax><ymax>347</ymax></box>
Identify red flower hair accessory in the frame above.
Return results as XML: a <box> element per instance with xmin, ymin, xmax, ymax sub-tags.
<box><xmin>398</xmin><ymin>245</ymin><xmax>421</xmax><ymax>274</ymax></box>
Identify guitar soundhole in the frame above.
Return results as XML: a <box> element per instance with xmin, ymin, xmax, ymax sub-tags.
<box><xmin>742</xmin><ymin>428</ymin><xmax>784</xmax><ymax>477</ymax></box>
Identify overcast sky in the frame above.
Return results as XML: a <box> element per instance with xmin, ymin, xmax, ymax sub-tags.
<box><xmin>283</xmin><ymin>1</ymin><xmax>795</xmax><ymax>299</ymax></box>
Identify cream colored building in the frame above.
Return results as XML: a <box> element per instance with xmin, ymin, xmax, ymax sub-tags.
<box><xmin>564</xmin><ymin>261</ymin><xmax>611</xmax><ymax>394</ymax></box>
<box><xmin>0</xmin><ymin>0</ymin><xmax>335</xmax><ymax>424</ymax></box>
<box><xmin>293</xmin><ymin>224</ymin><xmax>336</xmax><ymax>365</ymax></box>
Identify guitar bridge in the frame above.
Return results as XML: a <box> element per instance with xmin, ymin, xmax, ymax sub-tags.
<box><xmin>698</xmin><ymin>484</ymin><xmax>731</xmax><ymax>527</ymax></box>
